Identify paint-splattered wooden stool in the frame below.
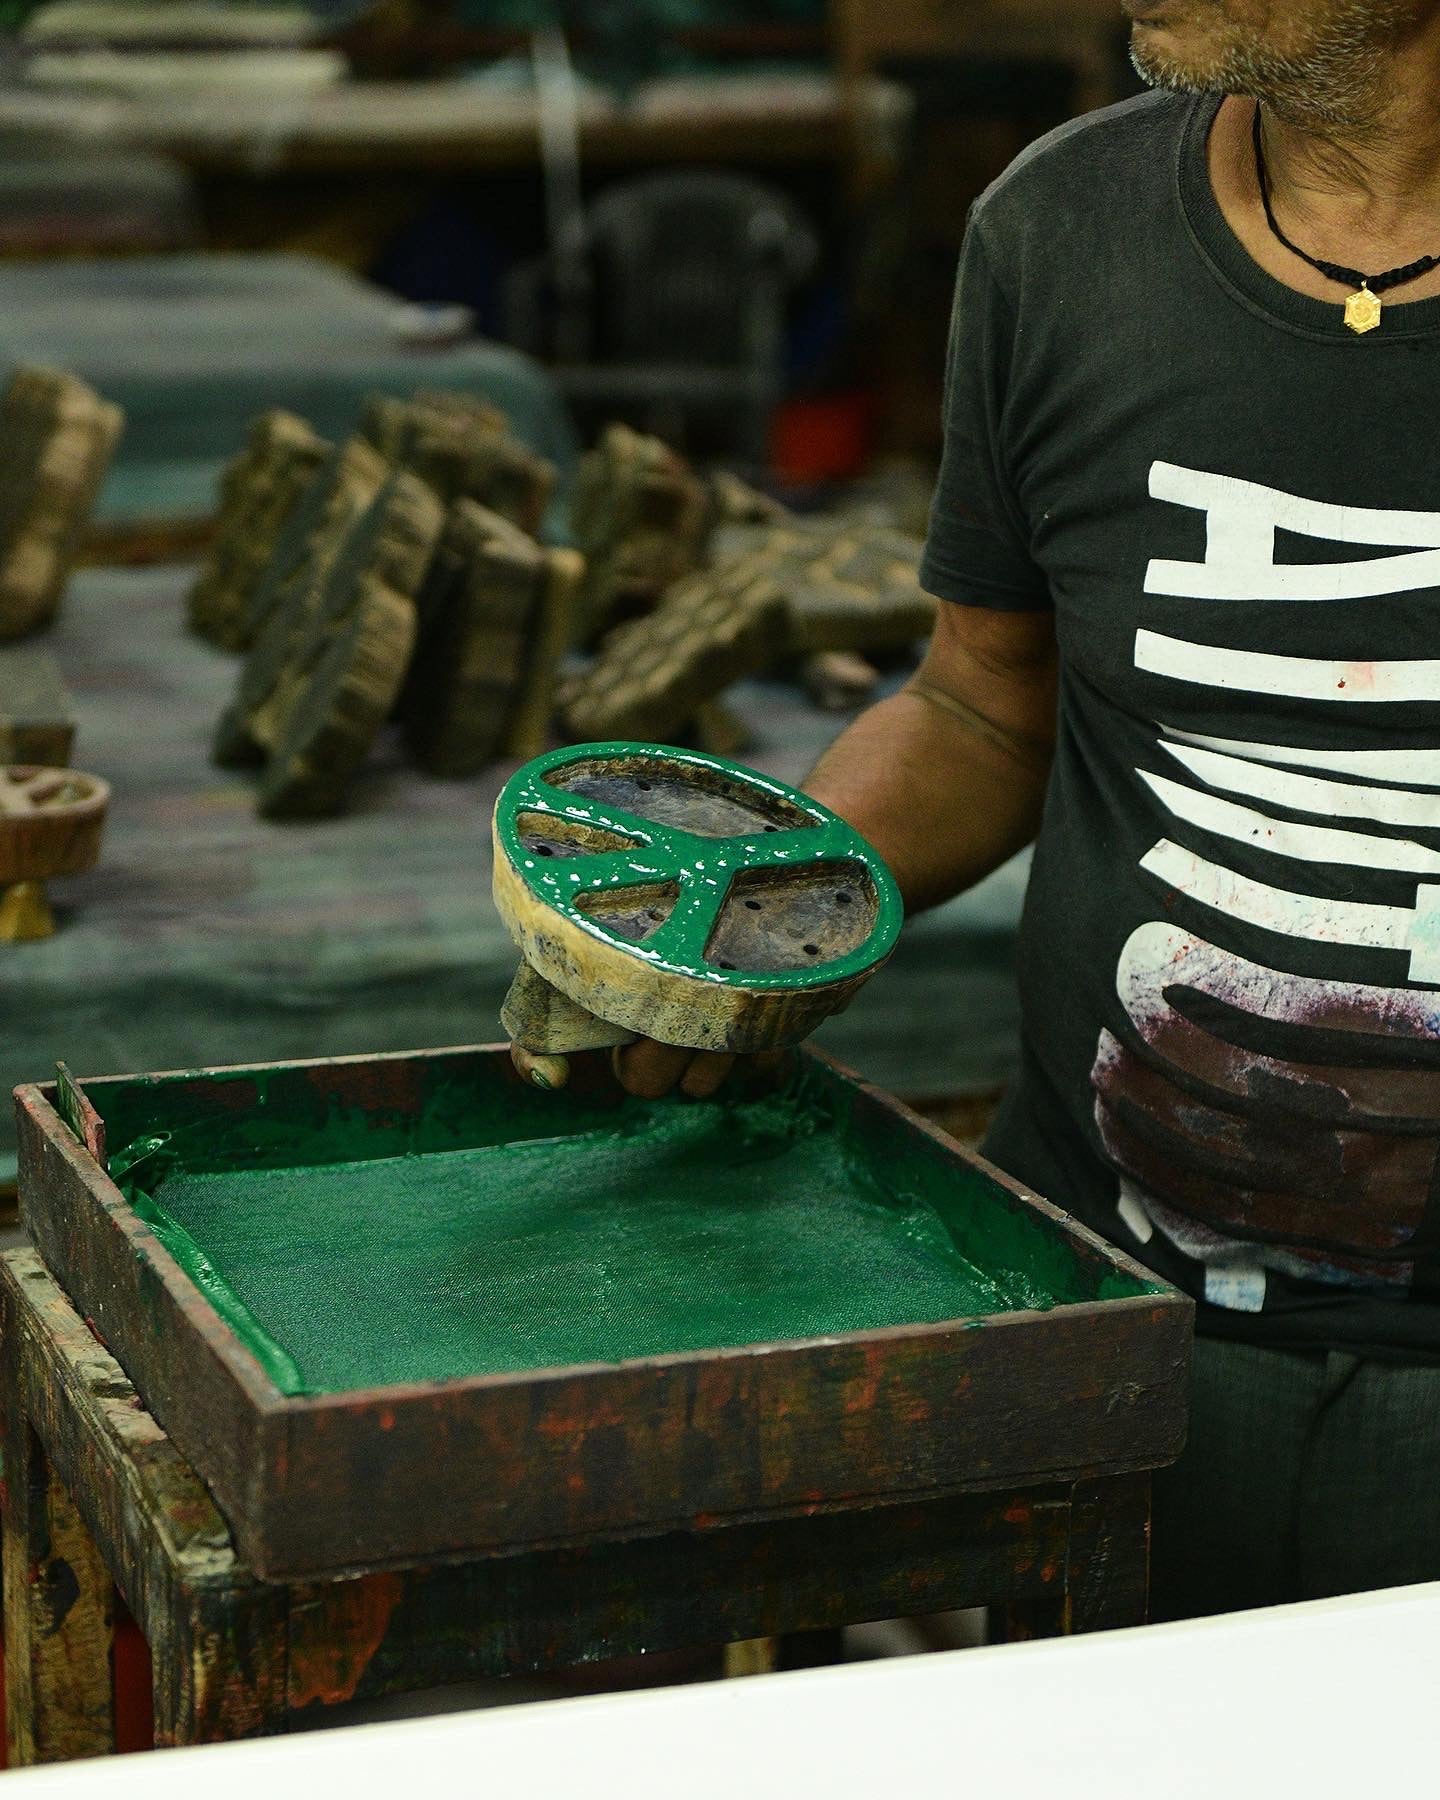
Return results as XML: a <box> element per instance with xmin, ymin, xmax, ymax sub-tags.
<box><xmin>0</xmin><ymin>764</ymin><xmax>109</xmax><ymax>942</ymax></box>
<box><xmin>6</xmin><ymin>1046</ymin><xmax>1191</xmax><ymax>1763</ymax></box>
<box><xmin>494</xmin><ymin>743</ymin><xmax>904</xmax><ymax>1089</ymax></box>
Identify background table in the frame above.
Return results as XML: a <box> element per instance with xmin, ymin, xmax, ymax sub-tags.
<box><xmin>0</xmin><ymin>254</ymin><xmax>579</xmax><ymax>530</ymax></box>
<box><xmin>0</xmin><ymin>565</ymin><xmax>1028</xmax><ymax>1186</ymax></box>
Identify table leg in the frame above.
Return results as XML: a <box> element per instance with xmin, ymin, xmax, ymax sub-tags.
<box><xmin>998</xmin><ymin>1472</ymin><xmax>1152</xmax><ymax>1643</ymax></box>
<box><xmin>149</xmin><ymin>1585</ymin><xmax>288</xmax><ymax>1749</ymax></box>
<box><xmin>1064</xmin><ymin>1472</ymin><xmax>1152</xmax><ymax>1636</ymax></box>
<box><xmin>2</xmin><ymin>1402</ymin><xmax>116</xmax><ymax>1765</ymax></box>
<box><xmin>723</xmin><ymin>1638</ymin><xmax>779</xmax><ymax>1677</ymax></box>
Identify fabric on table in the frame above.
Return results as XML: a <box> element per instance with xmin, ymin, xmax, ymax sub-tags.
<box><xmin>1150</xmin><ymin>1334</ymin><xmax>1440</xmax><ymax>1622</ymax></box>
<box><xmin>0</xmin><ymin>565</ymin><xmax>1027</xmax><ymax>1183</ymax></box>
<box><xmin>0</xmin><ymin>254</ymin><xmax>579</xmax><ymax>524</ymax></box>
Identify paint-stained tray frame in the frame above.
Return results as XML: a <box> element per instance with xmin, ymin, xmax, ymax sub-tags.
<box><xmin>15</xmin><ymin>1045</ymin><xmax>1192</xmax><ymax>1582</ymax></box>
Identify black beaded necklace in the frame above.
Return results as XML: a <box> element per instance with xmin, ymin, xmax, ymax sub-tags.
<box><xmin>1252</xmin><ymin>102</ymin><xmax>1440</xmax><ymax>335</ymax></box>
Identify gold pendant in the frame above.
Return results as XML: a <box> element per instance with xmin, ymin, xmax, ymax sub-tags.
<box><xmin>1346</xmin><ymin>285</ymin><xmax>1382</xmax><ymax>336</ymax></box>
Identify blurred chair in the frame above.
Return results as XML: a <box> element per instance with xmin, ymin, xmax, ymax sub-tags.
<box><xmin>506</xmin><ymin>170</ymin><xmax>820</xmax><ymax>470</ymax></box>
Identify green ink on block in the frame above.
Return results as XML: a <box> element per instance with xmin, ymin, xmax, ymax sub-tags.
<box><xmin>107</xmin><ymin>1060</ymin><xmax>1159</xmax><ymax>1398</ymax></box>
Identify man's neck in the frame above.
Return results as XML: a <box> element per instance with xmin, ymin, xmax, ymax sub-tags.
<box><xmin>1258</xmin><ymin>22</ymin><xmax>1440</xmax><ymax>258</ymax></box>
<box><xmin>1208</xmin><ymin>23</ymin><xmax>1440</xmax><ymax>304</ymax></box>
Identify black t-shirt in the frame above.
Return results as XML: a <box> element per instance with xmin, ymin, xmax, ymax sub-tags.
<box><xmin>921</xmin><ymin>88</ymin><xmax>1440</xmax><ymax>1361</ymax></box>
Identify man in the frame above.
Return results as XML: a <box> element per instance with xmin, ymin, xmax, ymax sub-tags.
<box><xmin>609</xmin><ymin>0</ymin><xmax>1440</xmax><ymax>1622</ymax></box>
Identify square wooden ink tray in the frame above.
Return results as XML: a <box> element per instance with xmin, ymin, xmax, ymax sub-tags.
<box><xmin>16</xmin><ymin>1046</ymin><xmax>1191</xmax><ymax>1581</ymax></box>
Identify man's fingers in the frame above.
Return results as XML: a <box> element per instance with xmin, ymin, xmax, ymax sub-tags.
<box><xmin>511</xmin><ymin>1045</ymin><xmax>571</xmax><ymax>1091</ymax></box>
<box><xmin>614</xmin><ymin>1040</ymin><xmax>694</xmax><ymax>1099</ymax></box>
<box><xmin>679</xmin><ymin>1052</ymin><xmax>737</xmax><ymax>1099</ymax></box>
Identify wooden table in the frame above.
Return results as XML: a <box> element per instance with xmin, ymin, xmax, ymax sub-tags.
<box><xmin>3</xmin><ymin>1247</ymin><xmax>1163</xmax><ymax>1762</ymax></box>
<box><xmin>4</xmin><ymin>1044</ymin><xmax>1190</xmax><ymax>1764</ymax></box>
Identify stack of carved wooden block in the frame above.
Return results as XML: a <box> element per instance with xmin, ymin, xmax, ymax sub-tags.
<box><xmin>196</xmin><ymin>391</ymin><xmax>573</xmax><ymax>818</ymax></box>
<box><xmin>560</xmin><ymin>434</ymin><xmax>936</xmax><ymax>746</ymax></box>
<box><xmin>0</xmin><ymin>367</ymin><xmax>124</xmax><ymax>645</ymax></box>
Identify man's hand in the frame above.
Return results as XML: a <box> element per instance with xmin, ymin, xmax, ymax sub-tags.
<box><xmin>612</xmin><ymin>1040</ymin><xmax>737</xmax><ymax>1099</ymax></box>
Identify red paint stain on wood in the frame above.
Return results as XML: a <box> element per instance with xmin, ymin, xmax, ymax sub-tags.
<box><xmin>1004</xmin><ymin>1501</ymin><xmax>1032</xmax><ymax>1527</ymax></box>
<box><xmin>289</xmin><ymin>1573</ymin><xmax>404</xmax><ymax>1710</ymax></box>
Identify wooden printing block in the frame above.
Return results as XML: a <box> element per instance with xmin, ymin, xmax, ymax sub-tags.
<box><xmin>711</xmin><ymin>519</ymin><xmax>936</xmax><ymax>655</ymax></box>
<box><xmin>360</xmin><ymin>389</ymin><xmax>506</xmax><ymax>462</ymax></box>
<box><xmin>560</xmin><ymin>555</ymin><xmax>788</xmax><ymax>746</ymax></box>
<box><xmin>0</xmin><ymin>647</ymin><xmax>76</xmax><ymax>767</ymax></box>
<box><xmin>0</xmin><ymin>368</ymin><xmax>123</xmax><ymax>644</ymax></box>
<box><xmin>253</xmin><ymin>471</ymin><xmax>444</xmax><ymax>818</ymax></box>
<box><xmin>572</xmin><ymin>424</ymin><xmax>710</xmax><ymax>640</ymax></box>
<box><xmin>493</xmin><ymin>742</ymin><xmax>905</xmax><ymax>1059</ymax></box>
<box><xmin>211</xmin><ymin>438</ymin><xmax>389</xmax><ymax>768</ymax></box>
<box><xmin>402</xmin><ymin>502</ymin><xmax>582</xmax><ymax>778</ymax></box>
<box><xmin>0</xmin><ymin>764</ymin><xmax>109</xmax><ymax>942</ymax></box>
<box><xmin>186</xmin><ymin>411</ymin><xmax>330</xmax><ymax>651</ymax></box>
<box><xmin>705</xmin><ymin>469</ymin><xmax>790</xmax><ymax>531</ymax></box>
<box><xmin>364</xmin><ymin>392</ymin><xmax>555</xmax><ymax>538</ymax></box>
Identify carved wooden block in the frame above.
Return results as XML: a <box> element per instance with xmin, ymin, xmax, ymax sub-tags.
<box><xmin>186</xmin><ymin>411</ymin><xmax>330</xmax><ymax>651</ymax></box>
<box><xmin>0</xmin><ymin>368</ymin><xmax>123</xmax><ymax>644</ymax></box>
<box><xmin>560</xmin><ymin>555</ymin><xmax>787</xmax><ymax>746</ymax></box>
<box><xmin>211</xmin><ymin>438</ymin><xmax>390</xmax><ymax>769</ymax></box>
<box><xmin>493</xmin><ymin>744</ymin><xmax>904</xmax><ymax>1057</ymax></box>
<box><xmin>572</xmin><ymin>424</ymin><xmax>710</xmax><ymax>641</ymax></box>
<box><xmin>711</xmin><ymin>520</ymin><xmax>935</xmax><ymax>655</ymax></box>
<box><xmin>0</xmin><ymin>647</ymin><xmax>76</xmax><ymax>768</ymax></box>
<box><xmin>402</xmin><ymin>502</ymin><xmax>582</xmax><ymax>778</ymax></box>
<box><xmin>256</xmin><ymin>576</ymin><xmax>419</xmax><ymax>820</ymax></box>
<box><xmin>229</xmin><ymin>470</ymin><xmax>442</xmax><ymax>817</ymax></box>
<box><xmin>0</xmin><ymin>764</ymin><xmax>109</xmax><ymax>942</ymax></box>
<box><xmin>706</xmin><ymin>470</ymin><xmax>790</xmax><ymax>531</ymax></box>
<box><xmin>362</xmin><ymin>391</ymin><xmax>554</xmax><ymax>537</ymax></box>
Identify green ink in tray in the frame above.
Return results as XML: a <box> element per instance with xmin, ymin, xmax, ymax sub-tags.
<box><xmin>107</xmin><ymin>1062</ymin><xmax>1157</xmax><ymax>1397</ymax></box>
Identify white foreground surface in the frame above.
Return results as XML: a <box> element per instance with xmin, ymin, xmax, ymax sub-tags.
<box><xmin>10</xmin><ymin>1584</ymin><xmax>1439</xmax><ymax>1797</ymax></box>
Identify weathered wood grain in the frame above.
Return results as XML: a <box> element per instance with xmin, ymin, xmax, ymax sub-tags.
<box><xmin>573</xmin><ymin>424</ymin><xmax>710</xmax><ymax>641</ymax></box>
<box><xmin>1</xmin><ymin>1251</ymin><xmax>288</xmax><ymax>1760</ymax></box>
<box><xmin>1</xmin><ymin>1396</ymin><xmax>116</xmax><ymax>1764</ymax></box>
<box><xmin>560</xmin><ymin>554</ymin><xmax>788</xmax><ymax>744</ymax></box>
<box><xmin>0</xmin><ymin>646</ymin><xmax>76</xmax><ymax>767</ymax></box>
<box><xmin>400</xmin><ymin>502</ymin><xmax>578</xmax><ymax>778</ymax></box>
<box><xmin>362</xmin><ymin>390</ymin><xmax>554</xmax><ymax>537</ymax></box>
<box><xmin>0</xmin><ymin>368</ymin><xmax>123</xmax><ymax>644</ymax></box>
<box><xmin>186</xmin><ymin>411</ymin><xmax>330</xmax><ymax>652</ymax></box>
<box><xmin>216</xmin><ymin>465</ymin><xmax>442</xmax><ymax>814</ymax></box>
<box><xmin>712</xmin><ymin>518</ymin><xmax>936</xmax><ymax>654</ymax></box>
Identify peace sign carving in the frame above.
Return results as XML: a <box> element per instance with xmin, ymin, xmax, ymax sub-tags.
<box><xmin>493</xmin><ymin>744</ymin><xmax>902</xmax><ymax>1055</ymax></box>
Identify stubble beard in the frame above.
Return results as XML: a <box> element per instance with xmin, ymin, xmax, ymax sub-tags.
<box><xmin>1130</xmin><ymin>1</ymin><xmax>1418</xmax><ymax>129</ymax></box>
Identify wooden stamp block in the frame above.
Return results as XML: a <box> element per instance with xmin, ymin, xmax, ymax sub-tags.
<box><xmin>573</xmin><ymin>424</ymin><xmax>710</xmax><ymax>641</ymax></box>
<box><xmin>0</xmin><ymin>368</ymin><xmax>123</xmax><ymax>644</ymax></box>
<box><xmin>0</xmin><ymin>647</ymin><xmax>76</xmax><ymax>767</ymax></box>
<box><xmin>256</xmin><ymin>576</ymin><xmax>420</xmax><ymax>820</ymax></box>
<box><xmin>712</xmin><ymin>519</ymin><xmax>936</xmax><ymax>655</ymax></box>
<box><xmin>187</xmin><ymin>411</ymin><xmax>330</xmax><ymax>652</ymax></box>
<box><xmin>236</xmin><ymin>469</ymin><xmax>442</xmax><ymax>817</ymax></box>
<box><xmin>362</xmin><ymin>391</ymin><xmax>555</xmax><ymax>537</ymax></box>
<box><xmin>211</xmin><ymin>438</ymin><xmax>390</xmax><ymax>769</ymax></box>
<box><xmin>401</xmin><ymin>502</ymin><xmax>581</xmax><ymax>778</ymax></box>
<box><xmin>560</xmin><ymin>554</ymin><xmax>788</xmax><ymax>745</ymax></box>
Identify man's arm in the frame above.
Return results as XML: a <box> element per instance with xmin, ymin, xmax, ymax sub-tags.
<box><xmin>612</xmin><ymin>600</ymin><xmax>1058</xmax><ymax>1097</ymax></box>
<box><xmin>807</xmin><ymin>599</ymin><xmax>1057</xmax><ymax>912</ymax></box>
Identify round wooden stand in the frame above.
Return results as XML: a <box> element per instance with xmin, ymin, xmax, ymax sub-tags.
<box><xmin>0</xmin><ymin>765</ymin><xmax>110</xmax><ymax>943</ymax></box>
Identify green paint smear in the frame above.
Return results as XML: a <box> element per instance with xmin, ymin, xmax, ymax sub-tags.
<box><xmin>106</xmin><ymin>1062</ymin><xmax>1160</xmax><ymax>1398</ymax></box>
